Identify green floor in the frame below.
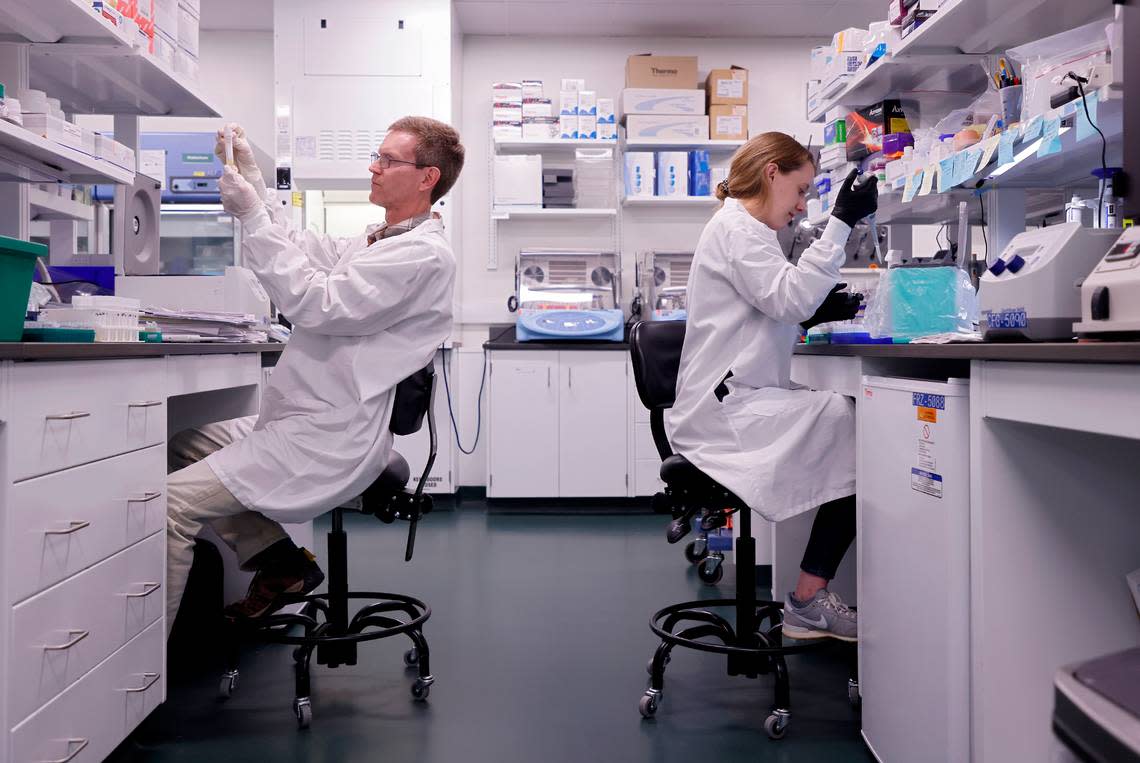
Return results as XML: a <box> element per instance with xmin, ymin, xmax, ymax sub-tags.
<box><xmin>108</xmin><ymin>501</ymin><xmax>873</xmax><ymax>762</ymax></box>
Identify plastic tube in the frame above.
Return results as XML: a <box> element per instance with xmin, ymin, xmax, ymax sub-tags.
<box><xmin>224</xmin><ymin>124</ymin><xmax>234</xmax><ymax>166</ymax></box>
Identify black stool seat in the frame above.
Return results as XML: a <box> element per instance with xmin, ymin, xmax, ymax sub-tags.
<box><xmin>373</xmin><ymin>451</ymin><xmax>411</xmax><ymax>492</ymax></box>
<box><xmin>659</xmin><ymin>454</ymin><xmax>738</xmax><ymax>500</ymax></box>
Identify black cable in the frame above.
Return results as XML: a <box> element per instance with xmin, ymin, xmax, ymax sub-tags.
<box><xmin>936</xmin><ymin>223</ymin><xmax>947</xmax><ymax>253</ymax></box>
<box><xmin>440</xmin><ymin>324</ymin><xmax>513</xmax><ymax>456</ymax></box>
<box><xmin>1069</xmin><ymin>72</ymin><xmax>1109</xmax><ymax>225</ymax></box>
<box><xmin>977</xmin><ymin>194</ymin><xmax>988</xmax><ymax>264</ymax></box>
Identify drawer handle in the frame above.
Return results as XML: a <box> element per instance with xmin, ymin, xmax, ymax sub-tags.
<box><xmin>44</xmin><ymin>520</ymin><xmax>90</xmax><ymax>536</ymax></box>
<box><xmin>124</xmin><ymin>582</ymin><xmax>161</xmax><ymax>598</ymax></box>
<box><xmin>39</xmin><ymin>738</ymin><xmax>88</xmax><ymax>763</ymax></box>
<box><xmin>45</xmin><ymin>411</ymin><xmax>91</xmax><ymax>421</ymax></box>
<box><xmin>42</xmin><ymin>629</ymin><xmax>90</xmax><ymax>651</ymax></box>
<box><xmin>128</xmin><ymin>490</ymin><xmax>163</xmax><ymax>503</ymax></box>
<box><xmin>128</xmin><ymin>400</ymin><xmax>163</xmax><ymax>408</ymax></box>
<box><xmin>122</xmin><ymin>671</ymin><xmax>161</xmax><ymax>693</ymax></box>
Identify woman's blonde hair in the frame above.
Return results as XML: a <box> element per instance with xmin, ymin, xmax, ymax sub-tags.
<box><xmin>715</xmin><ymin>131</ymin><xmax>814</xmax><ymax>202</ymax></box>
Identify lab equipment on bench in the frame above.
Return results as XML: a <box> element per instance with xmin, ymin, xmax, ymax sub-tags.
<box><xmin>509</xmin><ymin>249</ymin><xmax>624</xmax><ymax>342</ymax></box>
<box><xmin>859</xmin><ymin>376</ymin><xmax>971</xmax><ymax>763</ymax></box>
<box><xmin>0</xmin><ymin>236</ymin><xmax>45</xmax><ymax>342</ymax></box>
<box><xmin>1074</xmin><ymin>226</ymin><xmax>1140</xmax><ymax>339</ymax></box>
<box><xmin>1053</xmin><ymin>647</ymin><xmax>1140</xmax><ymax>762</ymax></box>
<box><xmin>636</xmin><ymin>250</ymin><xmax>693</xmax><ymax>322</ymax></box>
<box><xmin>980</xmin><ymin>222</ymin><xmax>1121</xmax><ymax>341</ymax></box>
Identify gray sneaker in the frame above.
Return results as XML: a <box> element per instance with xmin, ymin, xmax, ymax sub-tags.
<box><xmin>782</xmin><ymin>589</ymin><xmax>857</xmax><ymax>642</ymax></box>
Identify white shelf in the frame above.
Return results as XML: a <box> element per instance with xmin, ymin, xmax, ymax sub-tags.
<box><xmin>623</xmin><ymin>139</ymin><xmax>745</xmax><ymax>152</ymax></box>
<box><xmin>494</xmin><ymin>139</ymin><xmax>617</xmax><ymax>152</ymax></box>
<box><xmin>0</xmin><ymin>0</ymin><xmax>220</xmax><ymax>117</ymax></box>
<box><xmin>28</xmin><ymin>187</ymin><xmax>95</xmax><ymax>221</ymax></box>
<box><xmin>895</xmin><ymin>0</ymin><xmax>1116</xmax><ymax>56</ymax></box>
<box><xmin>808</xmin><ymin>52</ymin><xmax>987</xmax><ymax>123</ymax></box>
<box><xmin>622</xmin><ymin>196</ymin><xmax>719</xmax><ymax>207</ymax></box>
<box><xmin>0</xmin><ymin>118</ymin><xmax>133</xmax><ymax>184</ymax></box>
<box><xmin>491</xmin><ymin>207</ymin><xmax>618</xmax><ymax>220</ymax></box>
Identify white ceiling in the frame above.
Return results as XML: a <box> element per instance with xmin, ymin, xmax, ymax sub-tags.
<box><xmin>199</xmin><ymin>0</ymin><xmax>887</xmax><ymax>37</ymax></box>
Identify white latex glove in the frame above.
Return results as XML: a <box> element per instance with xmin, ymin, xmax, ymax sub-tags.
<box><xmin>214</xmin><ymin>122</ymin><xmax>266</xmax><ymax>194</ymax></box>
<box><xmin>219</xmin><ymin>166</ymin><xmax>263</xmax><ymax>221</ymax></box>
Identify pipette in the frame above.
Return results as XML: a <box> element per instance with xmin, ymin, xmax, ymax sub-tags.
<box><xmin>852</xmin><ymin>173</ymin><xmax>882</xmax><ymax>264</ymax></box>
<box><xmin>224</xmin><ymin>124</ymin><xmax>234</xmax><ymax>167</ymax></box>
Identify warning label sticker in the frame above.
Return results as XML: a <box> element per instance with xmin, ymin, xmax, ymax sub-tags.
<box><xmin>911</xmin><ymin>468</ymin><xmax>944</xmax><ymax>499</ymax></box>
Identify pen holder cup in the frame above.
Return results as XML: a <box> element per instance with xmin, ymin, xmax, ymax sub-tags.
<box><xmin>999</xmin><ymin>85</ymin><xmax>1023</xmax><ymax>129</ymax></box>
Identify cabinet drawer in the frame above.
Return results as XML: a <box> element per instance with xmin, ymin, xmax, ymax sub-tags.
<box><xmin>11</xmin><ymin>619</ymin><xmax>164</xmax><ymax>763</ymax></box>
<box><xmin>6</xmin><ymin>445</ymin><xmax>166</xmax><ymax>604</ymax></box>
<box><xmin>10</xmin><ymin>359</ymin><xmax>166</xmax><ymax>481</ymax></box>
<box><xmin>9</xmin><ymin>532</ymin><xmax>164</xmax><ymax>726</ymax></box>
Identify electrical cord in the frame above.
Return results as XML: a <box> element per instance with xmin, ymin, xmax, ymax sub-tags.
<box><xmin>440</xmin><ymin>324</ymin><xmax>513</xmax><ymax>456</ymax></box>
<box><xmin>1069</xmin><ymin>71</ymin><xmax>1109</xmax><ymax>225</ymax></box>
<box><xmin>977</xmin><ymin>193</ymin><xmax>988</xmax><ymax>264</ymax></box>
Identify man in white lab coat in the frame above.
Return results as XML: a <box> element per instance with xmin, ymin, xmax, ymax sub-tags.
<box><xmin>164</xmin><ymin>117</ymin><xmax>464</xmax><ymax>631</ymax></box>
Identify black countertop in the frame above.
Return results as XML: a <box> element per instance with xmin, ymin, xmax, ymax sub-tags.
<box><xmin>0</xmin><ymin>342</ymin><xmax>285</xmax><ymax>361</ymax></box>
<box><xmin>483</xmin><ymin>324</ymin><xmax>630</xmax><ymax>351</ymax></box>
<box><xmin>793</xmin><ymin>342</ymin><xmax>1140</xmax><ymax>364</ymax></box>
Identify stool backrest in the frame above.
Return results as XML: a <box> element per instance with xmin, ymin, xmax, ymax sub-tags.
<box><xmin>390</xmin><ymin>365</ymin><xmax>435</xmax><ymax>436</ymax></box>
<box><xmin>629</xmin><ymin>320</ymin><xmax>686</xmax><ymax>411</ymax></box>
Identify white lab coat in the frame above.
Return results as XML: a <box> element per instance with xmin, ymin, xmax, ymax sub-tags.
<box><xmin>205</xmin><ymin>201</ymin><xmax>455</xmax><ymax>524</ymax></box>
<box><xmin>667</xmin><ymin>199</ymin><xmax>856</xmax><ymax>522</ymax></box>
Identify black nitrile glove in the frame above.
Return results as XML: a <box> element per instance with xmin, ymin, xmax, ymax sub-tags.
<box><xmin>831</xmin><ymin>168</ymin><xmax>878</xmax><ymax>228</ymax></box>
<box><xmin>801</xmin><ymin>284</ymin><xmax>863</xmax><ymax>330</ymax></box>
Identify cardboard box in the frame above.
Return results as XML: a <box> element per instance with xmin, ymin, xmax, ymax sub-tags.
<box><xmin>577</xmin><ymin>90</ymin><xmax>597</xmax><ymax>116</ymax></box>
<box><xmin>833</xmin><ymin>27</ymin><xmax>869</xmax><ymax>52</ymax></box>
<box><xmin>625</xmin><ymin>114</ymin><xmax>708</xmax><ymax>141</ymax></box>
<box><xmin>578</xmin><ymin>116</ymin><xmax>597</xmax><ymax>140</ymax></box>
<box><xmin>151</xmin><ymin>30</ymin><xmax>176</xmax><ymax>69</ymax></box>
<box><xmin>656</xmin><ymin>152</ymin><xmax>689</xmax><ymax>197</ymax></box>
<box><xmin>96</xmin><ymin>134</ymin><xmax>136</xmax><ymax>170</ymax></box>
<box><xmin>153</xmin><ymin>0</ymin><xmax>177</xmax><ymax>35</ymax></box>
<box><xmin>492</xmin><ymin>82</ymin><xmax>523</xmax><ymax>103</ymax></box>
<box><xmin>596</xmin><ymin>98</ymin><xmax>615</xmax><ymax>124</ymax></box>
<box><xmin>598</xmin><ymin>121</ymin><xmax>618</xmax><ymax>141</ymax></box>
<box><xmin>706</xmin><ymin>66</ymin><xmax>749</xmax><ymax>106</ymax></box>
<box><xmin>492</xmin><ymin>121</ymin><xmax>523</xmax><ymax>141</ymax></box>
<box><xmin>175</xmin><ymin>45</ymin><xmax>199</xmax><ymax>81</ymax></box>
<box><xmin>522</xmin><ymin>99</ymin><xmax>553</xmax><ymax>118</ymax></box>
<box><xmin>688</xmin><ymin>150</ymin><xmax>711</xmax><ymax>196</ymax></box>
<box><xmin>624</xmin><ymin>152</ymin><xmax>655</xmax><ymax>198</ymax></box>
<box><xmin>846</xmin><ymin>99</ymin><xmax>910</xmax><ymax>161</ymax></box>
<box><xmin>493</xmin><ymin>103</ymin><xmax>524</xmax><ymax>122</ymax></box>
<box><xmin>560</xmin><ymin>78</ymin><xmax>586</xmax><ymax>92</ymax></box>
<box><xmin>521</xmin><ymin>80</ymin><xmax>544</xmax><ymax>99</ymax></box>
<box><xmin>176</xmin><ymin>3</ymin><xmax>198</xmax><ymax>56</ymax></box>
<box><xmin>558</xmin><ymin>115</ymin><xmax>578</xmax><ymax>139</ymax></box>
<box><xmin>709</xmin><ymin>105</ymin><xmax>748</xmax><ymax>141</ymax></box>
<box><xmin>522</xmin><ymin>117</ymin><xmax>560</xmax><ymax>141</ymax></box>
<box><xmin>621</xmin><ymin>88</ymin><xmax>704</xmax><ymax>117</ymax></box>
<box><xmin>23</xmin><ymin>114</ymin><xmax>84</xmax><ymax>151</ymax></box>
<box><xmin>559</xmin><ymin>90</ymin><xmax>579</xmax><ymax>116</ymax></box>
<box><xmin>493</xmin><ymin>154</ymin><xmax>542</xmax><ymax>207</ymax></box>
<box><xmin>625</xmin><ymin>55</ymin><xmax>698</xmax><ymax>89</ymax></box>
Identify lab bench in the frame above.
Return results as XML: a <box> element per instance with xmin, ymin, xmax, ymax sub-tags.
<box><xmin>789</xmin><ymin>342</ymin><xmax>1140</xmax><ymax>763</ymax></box>
<box><xmin>0</xmin><ymin>343</ymin><xmax>284</xmax><ymax>763</ymax></box>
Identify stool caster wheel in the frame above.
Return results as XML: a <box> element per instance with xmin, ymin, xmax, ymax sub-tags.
<box><xmin>765</xmin><ymin>710</ymin><xmax>790</xmax><ymax>740</ymax></box>
<box><xmin>639</xmin><ymin>692</ymin><xmax>659</xmax><ymax>719</ymax></box>
<box><xmin>294</xmin><ymin>697</ymin><xmax>312</xmax><ymax>729</ymax></box>
<box><xmin>684</xmin><ymin>538</ymin><xmax>709</xmax><ymax>564</ymax></box>
<box><xmin>848</xmin><ymin>679</ymin><xmax>861</xmax><ymax>710</ymax></box>
<box><xmin>404</xmin><ymin>647</ymin><xmax>420</xmax><ymax>667</ymax></box>
<box><xmin>411</xmin><ymin>678</ymin><xmax>432</xmax><ymax>701</ymax></box>
<box><xmin>218</xmin><ymin>670</ymin><xmax>238</xmax><ymax>699</ymax></box>
<box><xmin>698</xmin><ymin>556</ymin><xmax>724</xmax><ymax>585</ymax></box>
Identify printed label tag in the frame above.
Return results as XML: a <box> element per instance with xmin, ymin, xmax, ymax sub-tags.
<box><xmin>717</xmin><ymin>79</ymin><xmax>745</xmax><ymax>99</ymax></box>
<box><xmin>911</xmin><ymin>468</ymin><xmax>944</xmax><ymax>499</ymax></box>
<box><xmin>917</xmin><ymin>407</ymin><xmax>938</xmax><ymax>423</ymax></box>
<box><xmin>984</xmin><ymin>308</ymin><xmax>1028</xmax><ymax>329</ymax></box>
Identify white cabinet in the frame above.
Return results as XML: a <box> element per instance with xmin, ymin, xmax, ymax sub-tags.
<box><xmin>487</xmin><ymin>350</ymin><xmax>628</xmax><ymax>498</ymax></box>
<box><xmin>392</xmin><ymin>350</ymin><xmax>458</xmax><ymax>494</ymax></box>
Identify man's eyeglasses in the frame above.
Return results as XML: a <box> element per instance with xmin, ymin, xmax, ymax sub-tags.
<box><xmin>369</xmin><ymin>152</ymin><xmax>426</xmax><ymax>170</ymax></box>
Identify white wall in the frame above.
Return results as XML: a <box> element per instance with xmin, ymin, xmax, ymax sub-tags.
<box><xmin>447</xmin><ymin>34</ymin><xmax>826</xmax><ymax>486</ymax></box>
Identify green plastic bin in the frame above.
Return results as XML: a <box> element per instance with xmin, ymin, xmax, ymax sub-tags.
<box><xmin>0</xmin><ymin>235</ymin><xmax>47</xmax><ymax>342</ymax></box>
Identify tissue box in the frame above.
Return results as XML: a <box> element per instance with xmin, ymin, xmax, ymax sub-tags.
<box><xmin>558</xmin><ymin>115</ymin><xmax>579</xmax><ymax>140</ymax></box>
<box><xmin>625</xmin><ymin>115</ymin><xmax>709</xmax><ymax>141</ymax></box>
<box><xmin>621</xmin><ymin>88</ymin><xmax>704</xmax><ymax>117</ymax></box>
<box><xmin>706</xmin><ymin>66</ymin><xmax>749</xmax><ymax>106</ymax></box>
<box><xmin>523</xmin><ymin>117</ymin><xmax>560</xmax><ymax>141</ymax></box>
<box><xmin>493</xmin><ymin>154</ymin><xmax>542</xmax><ymax>207</ymax></box>
<box><xmin>492</xmin><ymin>82</ymin><xmax>523</xmax><ymax>103</ymax></box>
<box><xmin>577</xmin><ymin>90</ymin><xmax>597</xmax><ymax>116</ymax></box>
<box><xmin>709</xmin><ymin>105</ymin><xmax>747</xmax><ymax>140</ymax></box>
<box><xmin>624</xmin><ymin>152</ymin><xmax>656</xmax><ymax>197</ymax></box>
<box><xmin>559</xmin><ymin>90</ymin><xmax>579</xmax><ymax>116</ymax></box>
<box><xmin>655</xmin><ymin>152</ymin><xmax>689</xmax><ymax>197</ymax></box>
<box><xmin>597</xmin><ymin>98</ymin><xmax>615</xmax><ymax>124</ymax></box>
<box><xmin>625</xmin><ymin>55</ymin><xmax>698</xmax><ymax>89</ymax></box>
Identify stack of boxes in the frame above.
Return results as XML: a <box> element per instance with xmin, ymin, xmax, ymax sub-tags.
<box><xmin>706</xmin><ymin>65</ymin><xmax>749</xmax><ymax>141</ymax></box>
<box><xmin>621</xmin><ymin>55</ymin><xmax>706</xmax><ymax>141</ymax></box>
<box><xmin>490</xmin><ymin>80</ymin><xmax>616</xmax><ymax>142</ymax></box>
<box><xmin>95</xmin><ymin>0</ymin><xmax>199</xmax><ymax>81</ymax></box>
<box><xmin>623</xmin><ymin>149</ymin><xmax>713</xmax><ymax>200</ymax></box>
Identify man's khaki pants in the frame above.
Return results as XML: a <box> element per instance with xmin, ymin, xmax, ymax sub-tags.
<box><xmin>166</xmin><ymin>416</ymin><xmax>289</xmax><ymax>636</ymax></box>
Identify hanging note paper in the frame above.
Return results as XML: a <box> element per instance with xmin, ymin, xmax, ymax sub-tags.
<box><xmin>977</xmin><ymin>136</ymin><xmax>1001</xmax><ymax>173</ymax></box>
<box><xmin>918</xmin><ymin>164</ymin><xmax>936</xmax><ymax>196</ymax></box>
<box><xmin>938</xmin><ymin>155</ymin><xmax>957</xmax><ymax>193</ymax></box>
<box><xmin>1076</xmin><ymin>90</ymin><xmax>1100</xmax><ymax>143</ymax></box>
<box><xmin>1037</xmin><ymin>114</ymin><xmax>1062</xmax><ymax>157</ymax></box>
<box><xmin>1022</xmin><ymin>115</ymin><xmax>1044</xmax><ymax>142</ymax></box>
<box><xmin>903</xmin><ymin>169</ymin><xmax>923</xmax><ymax>203</ymax></box>
<box><xmin>998</xmin><ymin>129</ymin><xmax>1017</xmax><ymax>165</ymax></box>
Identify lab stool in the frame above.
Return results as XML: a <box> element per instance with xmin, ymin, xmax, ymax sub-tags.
<box><xmin>629</xmin><ymin>320</ymin><xmax>858</xmax><ymax>740</ymax></box>
<box><xmin>218</xmin><ymin>365</ymin><xmax>439</xmax><ymax>729</ymax></box>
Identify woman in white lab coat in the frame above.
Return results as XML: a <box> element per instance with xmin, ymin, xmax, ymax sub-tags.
<box><xmin>668</xmin><ymin>132</ymin><xmax>877</xmax><ymax>641</ymax></box>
